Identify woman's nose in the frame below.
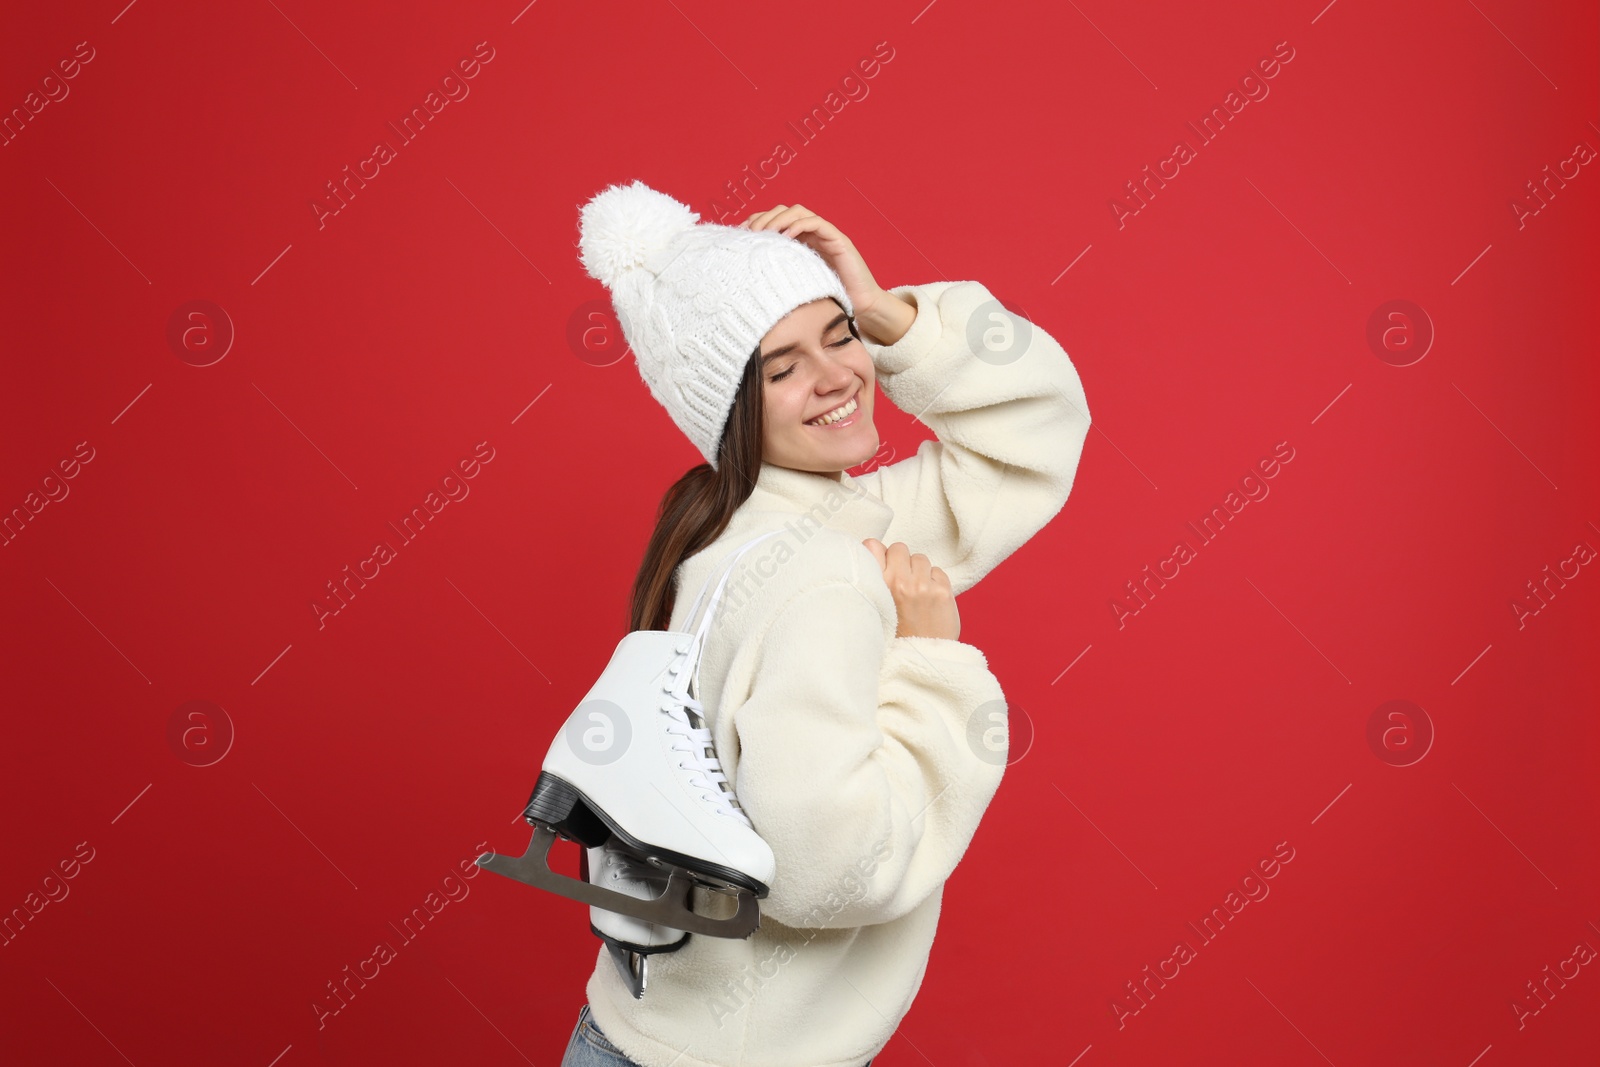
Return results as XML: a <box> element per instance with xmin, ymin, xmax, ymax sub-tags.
<box><xmin>817</xmin><ymin>354</ymin><xmax>855</xmax><ymax>390</ymax></box>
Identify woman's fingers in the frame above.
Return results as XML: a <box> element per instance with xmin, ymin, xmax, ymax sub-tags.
<box><xmin>740</xmin><ymin>205</ymin><xmax>789</xmax><ymax>229</ymax></box>
<box><xmin>863</xmin><ymin>538</ymin><xmax>909</xmax><ymax>576</ymax></box>
<box><xmin>772</xmin><ymin>205</ymin><xmax>818</xmax><ymax>236</ymax></box>
<box><xmin>741</xmin><ymin>205</ymin><xmax>818</xmax><ymax>234</ymax></box>
<box><xmin>863</xmin><ymin>540</ymin><xmax>951</xmax><ymax>590</ymax></box>
<box><xmin>859</xmin><ymin>541</ymin><xmax>960</xmax><ymax>641</ymax></box>
<box><xmin>776</xmin><ymin>215</ymin><xmax>822</xmax><ymax>239</ymax></box>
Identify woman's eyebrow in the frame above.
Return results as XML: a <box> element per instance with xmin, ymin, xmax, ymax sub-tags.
<box><xmin>760</xmin><ymin>313</ymin><xmax>850</xmax><ymax>363</ymax></box>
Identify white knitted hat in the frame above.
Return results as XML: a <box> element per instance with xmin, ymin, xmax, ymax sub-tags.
<box><xmin>577</xmin><ymin>179</ymin><xmax>853</xmax><ymax>469</ymax></box>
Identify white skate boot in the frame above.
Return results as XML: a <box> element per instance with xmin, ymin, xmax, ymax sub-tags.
<box><xmin>478</xmin><ymin>531</ymin><xmax>782</xmax><ymax>973</ymax></box>
<box><xmin>582</xmin><ymin>843</ymin><xmax>689</xmax><ymax>998</ymax></box>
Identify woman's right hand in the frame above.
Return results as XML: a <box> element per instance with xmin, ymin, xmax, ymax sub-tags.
<box><xmin>862</xmin><ymin>538</ymin><xmax>961</xmax><ymax>641</ymax></box>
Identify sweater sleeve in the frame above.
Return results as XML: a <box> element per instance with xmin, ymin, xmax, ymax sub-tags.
<box><xmin>731</xmin><ymin>579</ymin><xmax>1009</xmax><ymax>930</ymax></box>
<box><xmin>853</xmin><ymin>279</ymin><xmax>1092</xmax><ymax>595</ymax></box>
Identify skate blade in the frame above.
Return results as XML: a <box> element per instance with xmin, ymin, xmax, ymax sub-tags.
<box><xmin>606</xmin><ymin>940</ymin><xmax>648</xmax><ymax>999</ymax></box>
<box><xmin>476</xmin><ymin>825</ymin><xmax>761</xmax><ymax>939</ymax></box>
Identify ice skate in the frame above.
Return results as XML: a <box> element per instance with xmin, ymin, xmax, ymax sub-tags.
<box><xmin>583</xmin><ymin>843</ymin><xmax>690</xmax><ymax>998</ymax></box>
<box><xmin>477</xmin><ymin>531</ymin><xmax>783</xmax><ymax>945</ymax></box>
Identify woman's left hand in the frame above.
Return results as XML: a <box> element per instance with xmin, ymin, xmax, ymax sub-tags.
<box><xmin>738</xmin><ymin>205</ymin><xmax>890</xmax><ymax>323</ymax></box>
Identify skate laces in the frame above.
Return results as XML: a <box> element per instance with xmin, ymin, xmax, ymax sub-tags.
<box><xmin>664</xmin><ymin>530</ymin><xmax>784</xmax><ymax>830</ymax></box>
<box><xmin>662</xmin><ymin>645</ymin><xmax>752</xmax><ymax>828</ymax></box>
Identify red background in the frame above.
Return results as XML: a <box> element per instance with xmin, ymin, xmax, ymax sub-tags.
<box><xmin>3</xmin><ymin>1</ymin><xmax>1597</xmax><ymax>1064</ymax></box>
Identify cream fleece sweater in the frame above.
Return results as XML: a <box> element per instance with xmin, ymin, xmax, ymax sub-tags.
<box><xmin>584</xmin><ymin>279</ymin><xmax>1092</xmax><ymax>1066</ymax></box>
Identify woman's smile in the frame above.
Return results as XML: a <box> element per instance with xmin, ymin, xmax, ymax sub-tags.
<box><xmin>805</xmin><ymin>393</ymin><xmax>861</xmax><ymax>428</ymax></box>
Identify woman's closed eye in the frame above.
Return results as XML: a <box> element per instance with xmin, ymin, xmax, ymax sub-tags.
<box><xmin>769</xmin><ymin>337</ymin><xmax>855</xmax><ymax>382</ymax></box>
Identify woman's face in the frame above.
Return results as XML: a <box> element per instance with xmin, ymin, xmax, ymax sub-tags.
<box><xmin>758</xmin><ymin>297</ymin><xmax>879</xmax><ymax>475</ymax></box>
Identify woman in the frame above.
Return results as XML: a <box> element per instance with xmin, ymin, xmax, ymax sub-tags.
<box><xmin>561</xmin><ymin>180</ymin><xmax>1092</xmax><ymax>1066</ymax></box>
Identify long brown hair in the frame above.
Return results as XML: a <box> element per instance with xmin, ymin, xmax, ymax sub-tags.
<box><xmin>628</xmin><ymin>298</ymin><xmax>860</xmax><ymax>632</ymax></box>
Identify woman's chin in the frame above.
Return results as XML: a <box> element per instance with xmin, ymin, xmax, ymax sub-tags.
<box><xmin>775</xmin><ymin>423</ymin><xmax>880</xmax><ymax>472</ymax></box>
<box><xmin>826</xmin><ymin>425</ymin><xmax>880</xmax><ymax>469</ymax></box>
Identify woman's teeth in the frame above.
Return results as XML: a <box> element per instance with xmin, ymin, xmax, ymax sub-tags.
<box><xmin>806</xmin><ymin>395</ymin><xmax>858</xmax><ymax>427</ymax></box>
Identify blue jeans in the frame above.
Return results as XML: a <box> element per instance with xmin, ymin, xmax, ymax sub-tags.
<box><xmin>560</xmin><ymin>1003</ymin><xmax>875</xmax><ymax>1066</ymax></box>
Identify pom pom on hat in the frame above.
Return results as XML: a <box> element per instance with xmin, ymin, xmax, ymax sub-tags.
<box><xmin>578</xmin><ymin>180</ymin><xmax>700</xmax><ymax>289</ymax></box>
